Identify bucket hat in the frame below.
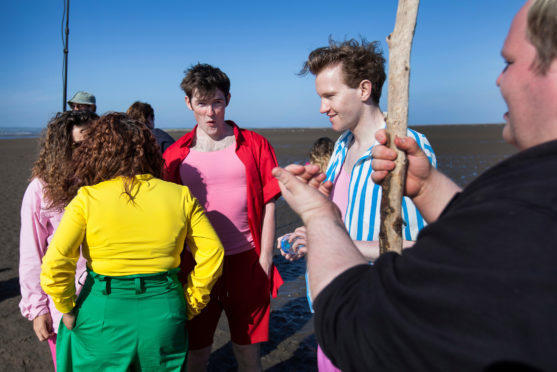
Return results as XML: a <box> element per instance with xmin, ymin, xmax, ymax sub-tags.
<box><xmin>68</xmin><ymin>91</ymin><xmax>96</xmax><ymax>105</ymax></box>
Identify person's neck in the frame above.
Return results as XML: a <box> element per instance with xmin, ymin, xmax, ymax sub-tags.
<box><xmin>350</xmin><ymin>105</ymin><xmax>385</xmax><ymax>148</ymax></box>
<box><xmin>193</xmin><ymin>122</ymin><xmax>235</xmax><ymax>151</ymax></box>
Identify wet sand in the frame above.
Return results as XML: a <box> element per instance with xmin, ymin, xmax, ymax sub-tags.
<box><xmin>0</xmin><ymin>125</ymin><xmax>516</xmax><ymax>371</ymax></box>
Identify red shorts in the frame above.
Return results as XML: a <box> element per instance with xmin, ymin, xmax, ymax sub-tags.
<box><xmin>185</xmin><ymin>248</ymin><xmax>270</xmax><ymax>349</ymax></box>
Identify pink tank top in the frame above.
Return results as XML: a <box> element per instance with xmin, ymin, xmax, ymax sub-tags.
<box><xmin>330</xmin><ymin>164</ymin><xmax>350</xmax><ymax>221</ymax></box>
<box><xmin>180</xmin><ymin>144</ymin><xmax>254</xmax><ymax>255</ymax></box>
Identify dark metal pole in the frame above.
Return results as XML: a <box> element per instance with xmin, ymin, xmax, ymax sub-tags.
<box><xmin>62</xmin><ymin>0</ymin><xmax>70</xmax><ymax>112</ymax></box>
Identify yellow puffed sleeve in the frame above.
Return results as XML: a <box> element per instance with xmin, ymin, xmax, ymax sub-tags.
<box><xmin>182</xmin><ymin>187</ymin><xmax>224</xmax><ymax>320</ymax></box>
<box><xmin>40</xmin><ymin>188</ymin><xmax>87</xmax><ymax>314</ymax></box>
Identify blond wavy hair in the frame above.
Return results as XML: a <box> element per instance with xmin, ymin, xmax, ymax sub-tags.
<box><xmin>309</xmin><ymin>137</ymin><xmax>334</xmax><ymax>173</ymax></box>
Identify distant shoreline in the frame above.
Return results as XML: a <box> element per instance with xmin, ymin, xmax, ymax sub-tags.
<box><xmin>0</xmin><ymin>123</ymin><xmax>506</xmax><ymax>140</ymax></box>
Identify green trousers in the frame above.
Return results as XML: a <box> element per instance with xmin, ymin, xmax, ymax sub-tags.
<box><xmin>56</xmin><ymin>268</ymin><xmax>188</xmax><ymax>371</ymax></box>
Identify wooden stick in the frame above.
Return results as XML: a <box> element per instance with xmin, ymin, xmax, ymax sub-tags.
<box><xmin>379</xmin><ymin>0</ymin><xmax>420</xmax><ymax>254</ymax></box>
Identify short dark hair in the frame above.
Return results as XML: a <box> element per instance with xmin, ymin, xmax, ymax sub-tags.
<box><xmin>180</xmin><ymin>63</ymin><xmax>230</xmax><ymax>103</ymax></box>
<box><xmin>126</xmin><ymin>101</ymin><xmax>154</xmax><ymax>125</ymax></box>
<box><xmin>300</xmin><ymin>38</ymin><xmax>386</xmax><ymax>105</ymax></box>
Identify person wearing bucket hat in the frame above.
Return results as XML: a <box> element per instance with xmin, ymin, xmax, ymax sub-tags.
<box><xmin>68</xmin><ymin>91</ymin><xmax>96</xmax><ymax>112</ymax></box>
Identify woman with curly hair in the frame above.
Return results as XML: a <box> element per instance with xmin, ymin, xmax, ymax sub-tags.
<box><xmin>40</xmin><ymin>112</ymin><xmax>224</xmax><ymax>371</ymax></box>
<box><xmin>19</xmin><ymin>110</ymin><xmax>98</xmax><ymax>369</ymax></box>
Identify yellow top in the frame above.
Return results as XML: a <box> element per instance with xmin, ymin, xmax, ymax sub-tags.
<box><xmin>40</xmin><ymin>174</ymin><xmax>224</xmax><ymax>319</ymax></box>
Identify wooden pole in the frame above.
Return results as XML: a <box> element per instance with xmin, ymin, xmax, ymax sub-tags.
<box><xmin>62</xmin><ymin>0</ymin><xmax>70</xmax><ymax>112</ymax></box>
<box><xmin>379</xmin><ymin>0</ymin><xmax>420</xmax><ymax>254</ymax></box>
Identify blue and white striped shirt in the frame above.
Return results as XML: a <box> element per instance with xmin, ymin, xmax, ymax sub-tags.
<box><xmin>305</xmin><ymin>126</ymin><xmax>437</xmax><ymax>311</ymax></box>
<box><xmin>325</xmin><ymin>127</ymin><xmax>437</xmax><ymax>241</ymax></box>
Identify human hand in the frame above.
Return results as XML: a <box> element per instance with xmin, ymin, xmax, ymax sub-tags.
<box><xmin>278</xmin><ymin>227</ymin><xmax>308</xmax><ymax>261</ymax></box>
<box><xmin>371</xmin><ymin>129</ymin><xmax>433</xmax><ymax>199</ymax></box>
<box><xmin>281</xmin><ymin>163</ymin><xmax>331</xmax><ymax>191</ymax></box>
<box><xmin>297</xmin><ymin>164</ymin><xmax>333</xmax><ymax>196</ymax></box>
<box><xmin>62</xmin><ymin>311</ymin><xmax>76</xmax><ymax>330</ymax></box>
<box><xmin>32</xmin><ymin>313</ymin><xmax>54</xmax><ymax>341</ymax></box>
<box><xmin>272</xmin><ymin>165</ymin><xmax>340</xmax><ymax>225</ymax></box>
<box><xmin>317</xmin><ymin>180</ymin><xmax>333</xmax><ymax>198</ymax></box>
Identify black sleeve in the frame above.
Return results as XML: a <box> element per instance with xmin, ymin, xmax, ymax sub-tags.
<box><xmin>312</xmin><ymin>183</ymin><xmax>557</xmax><ymax>372</ymax></box>
<box><xmin>313</xmin><ymin>264</ymin><xmax>381</xmax><ymax>371</ymax></box>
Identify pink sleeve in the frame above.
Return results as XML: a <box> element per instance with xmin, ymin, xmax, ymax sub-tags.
<box><xmin>18</xmin><ymin>179</ymin><xmax>52</xmax><ymax>320</ymax></box>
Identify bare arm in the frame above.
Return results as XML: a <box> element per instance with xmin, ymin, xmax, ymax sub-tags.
<box><xmin>353</xmin><ymin>239</ymin><xmax>414</xmax><ymax>262</ymax></box>
<box><xmin>371</xmin><ymin>129</ymin><xmax>461</xmax><ymax>223</ymax></box>
<box><xmin>273</xmin><ymin>165</ymin><xmax>367</xmax><ymax>300</ymax></box>
<box><xmin>259</xmin><ymin>201</ymin><xmax>276</xmax><ymax>277</ymax></box>
<box><xmin>276</xmin><ymin>173</ymin><xmax>334</xmax><ymax>263</ymax></box>
<box><xmin>277</xmin><ymin>227</ymin><xmax>413</xmax><ymax>263</ymax></box>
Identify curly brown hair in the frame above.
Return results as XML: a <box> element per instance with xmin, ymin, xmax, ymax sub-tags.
<box><xmin>299</xmin><ymin>38</ymin><xmax>386</xmax><ymax>105</ymax></box>
<box><xmin>32</xmin><ymin>111</ymin><xmax>98</xmax><ymax>210</ymax></box>
<box><xmin>57</xmin><ymin>112</ymin><xmax>163</xmax><ymax>206</ymax></box>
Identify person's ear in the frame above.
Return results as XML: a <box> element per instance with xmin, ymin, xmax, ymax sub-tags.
<box><xmin>359</xmin><ymin>80</ymin><xmax>372</xmax><ymax>102</ymax></box>
<box><xmin>185</xmin><ymin>96</ymin><xmax>193</xmax><ymax>111</ymax></box>
<box><xmin>226</xmin><ymin>93</ymin><xmax>231</xmax><ymax>107</ymax></box>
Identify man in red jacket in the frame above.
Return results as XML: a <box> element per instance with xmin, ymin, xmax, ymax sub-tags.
<box><xmin>163</xmin><ymin>63</ymin><xmax>282</xmax><ymax>372</ymax></box>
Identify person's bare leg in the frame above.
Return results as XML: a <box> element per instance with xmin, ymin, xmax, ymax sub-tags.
<box><xmin>232</xmin><ymin>343</ymin><xmax>262</xmax><ymax>372</ymax></box>
<box><xmin>186</xmin><ymin>345</ymin><xmax>212</xmax><ymax>372</ymax></box>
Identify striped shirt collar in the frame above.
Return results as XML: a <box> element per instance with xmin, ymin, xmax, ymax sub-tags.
<box><xmin>325</xmin><ymin>124</ymin><xmax>383</xmax><ymax>183</ymax></box>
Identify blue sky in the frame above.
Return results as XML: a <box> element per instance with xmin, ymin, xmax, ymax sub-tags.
<box><xmin>0</xmin><ymin>0</ymin><xmax>525</xmax><ymax>129</ymax></box>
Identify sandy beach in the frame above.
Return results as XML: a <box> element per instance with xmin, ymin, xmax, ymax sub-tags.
<box><xmin>0</xmin><ymin>125</ymin><xmax>516</xmax><ymax>371</ymax></box>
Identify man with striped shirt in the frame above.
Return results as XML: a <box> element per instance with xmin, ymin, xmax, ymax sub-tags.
<box><xmin>324</xmin><ymin>128</ymin><xmax>435</xmax><ymax>245</ymax></box>
<box><xmin>283</xmin><ymin>39</ymin><xmax>436</xmax><ymax>262</ymax></box>
<box><xmin>283</xmin><ymin>39</ymin><xmax>436</xmax><ymax>371</ymax></box>
<box><xmin>274</xmin><ymin>1</ymin><xmax>557</xmax><ymax>370</ymax></box>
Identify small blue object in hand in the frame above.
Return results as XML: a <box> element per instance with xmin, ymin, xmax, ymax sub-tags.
<box><xmin>280</xmin><ymin>234</ymin><xmax>304</xmax><ymax>255</ymax></box>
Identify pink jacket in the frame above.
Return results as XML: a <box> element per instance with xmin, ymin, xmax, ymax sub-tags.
<box><xmin>19</xmin><ymin>178</ymin><xmax>87</xmax><ymax>333</ymax></box>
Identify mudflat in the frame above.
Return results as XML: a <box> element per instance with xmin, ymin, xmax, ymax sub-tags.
<box><xmin>0</xmin><ymin>124</ymin><xmax>515</xmax><ymax>371</ymax></box>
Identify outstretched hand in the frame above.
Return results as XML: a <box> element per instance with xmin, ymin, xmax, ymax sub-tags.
<box><xmin>371</xmin><ymin>129</ymin><xmax>433</xmax><ymax>199</ymax></box>
<box><xmin>275</xmin><ymin>165</ymin><xmax>368</xmax><ymax>301</ymax></box>
<box><xmin>272</xmin><ymin>164</ymin><xmax>339</xmax><ymax>224</ymax></box>
<box><xmin>283</xmin><ymin>164</ymin><xmax>333</xmax><ymax>196</ymax></box>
